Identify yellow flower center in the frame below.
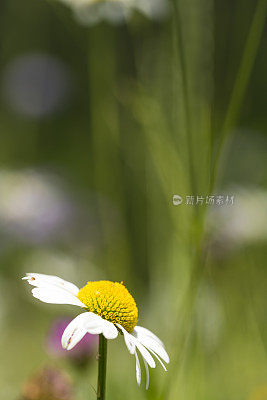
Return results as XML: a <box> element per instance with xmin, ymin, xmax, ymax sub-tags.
<box><xmin>77</xmin><ymin>281</ymin><xmax>138</xmax><ymax>333</ymax></box>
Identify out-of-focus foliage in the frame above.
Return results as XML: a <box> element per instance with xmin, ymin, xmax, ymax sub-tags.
<box><xmin>0</xmin><ymin>0</ymin><xmax>266</xmax><ymax>399</ymax></box>
<box><xmin>21</xmin><ymin>367</ymin><xmax>74</xmax><ymax>400</ymax></box>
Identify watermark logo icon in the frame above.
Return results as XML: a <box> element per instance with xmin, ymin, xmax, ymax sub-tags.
<box><xmin>172</xmin><ymin>195</ymin><xmax>183</xmax><ymax>205</ymax></box>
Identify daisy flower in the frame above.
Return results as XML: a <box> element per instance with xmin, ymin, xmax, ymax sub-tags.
<box><xmin>23</xmin><ymin>273</ymin><xmax>169</xmax><ymax>390</ymax></box>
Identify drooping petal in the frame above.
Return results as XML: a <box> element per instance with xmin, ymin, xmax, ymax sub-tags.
<box><xmin>121</xmin><ymin>327</ymin><xmax>151</xmax><ymax>389</ymax></box>
<box><xmin>134</xmin><ymin>326</ymin><xmax>164</xmax><ymax>346</ymax></box>
<box><xmin>134</xmin><ymin>350</ymin><xmax>141</xmax><ymax>387</ymax></box>
<box><xmin>62</xmin><ymin>313</ymin><xmax>114</xmax><ymax>350</ymax></box>
<box><xmin>62</xmin><ymin>313</ymin><xmax>89</xmax><ymax>350</ymax></box>
<box><xmin>31</xmin><ymin>287</ymin><xmax>85</xmax><ymax>307</ymax></box>
<box><xmin>133</xmin><ymin>339</ymin><xmax>156</xmax><ymax>369</ymax></box>
<box><xmin>83</xmin><ymin>313</ymin><xmax>118</xmax><ymax>339</ymax></box>
<box><xmin>119</xmin><ymin>325</ymin><xmax>156</xmax><ymax>368</ymax></box>
<box><xmin>101</xmin><ymin>320</ymin><xmax>119</xmax><ymax>339</ymax></box>
<box><xmin>148</xmin><ymin>348</ymin><xmax>167</xmax><ymax>371</ymax></box>
<box><xmin>143</xmin><ymin>358</ymin><xmax>150</xmax><ymax>390</ymax></box>
<box><xmin>133</xmin><ymin>327</ymin><xmax>169</xmax><ymax>364</ymax></box>
<box><xmin>22</xmin><ymin>273</ymin><xmax>80</xmax><ymax>295</ymax></box>
<box><xmin>84</xmin><ymin>312</ymin><xmax>119</xmax><ymax>340</ymax></box>
<box><xmin>116</xmin><ymin>324</ymin><xmax>136</xmax><ymax>354</ymax></box>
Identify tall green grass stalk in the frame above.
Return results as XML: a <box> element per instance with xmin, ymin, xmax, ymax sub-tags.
<box><xmin>210</xmin><ymin>0</ymin><xmax>266</xmax><ymax>191</ymax></box>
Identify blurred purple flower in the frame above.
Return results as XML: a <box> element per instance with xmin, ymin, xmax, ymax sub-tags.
<box><xmin>46</xmin><ymin>318</ymin><xmax>97</xmax><ymax>363</ymax></box>
<box><xmin>0</xmin><ymin>169</ymin><xmax>74</xmax><ymax>244</ymax></box>
<box><xmin>2</xmin><ymin>53</ymin><xmax>72</xmax><ymax>118</ymax></box>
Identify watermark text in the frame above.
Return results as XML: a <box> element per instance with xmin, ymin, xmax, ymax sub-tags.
<box><xmin>172</xmin><ymin>194</ymin><xmax>235</xmax><ymax>206</ymax></box>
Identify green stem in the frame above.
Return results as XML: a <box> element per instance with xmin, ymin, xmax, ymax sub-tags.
<box><xmin>210</xmin><ymin>0</ymin><xmax>266</xmax><ymax>192</ymax></box>
<box><xmin>97</xmin><ymin>335</ymin><xmax>107</xmax><ymax>400</ymax></box>
<box><xmin>171</xmin><ymin>0</ymin><xmax>196</xmax><ymax>197</ymax></box>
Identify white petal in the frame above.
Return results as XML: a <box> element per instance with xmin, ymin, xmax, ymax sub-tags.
<box><xmin>135</xmin><ymin>350</ymin><xmax>141</xmax><ymax>386</ymax></box>
<box><xmin>119</xmin><ymin>325</ymin><xmax>155</xmax><ymax>368</ymax></box>
<box><xmin>62</xmin><ymin>313</ymin><xmax>88</xmax><ymax>350</ymax></box>
<box><xmin>134</xmin><ymin>339</ymin><xmax>156</xmax><ymax>369</ymax></box>
<box><xmin>23</xmin><ymin>273</ymin><xmax>80</xmax><ymax>295</ymax></box>
<box><xmin>23</xmin><ymin>273</ymin><xmax>85</xmax><ymax>308</ymax></box>
<box><xmin>133</xmin><ymin>328</ymin><xmax>169</xmax><ymax>364</ymax></box>
<box><xmin>102</xmin><ymin>320</ymin><xmax>118</xmax><ymax>339</ymax></box>
<box><xmin>116</xmin><ymin>324</ymin><xmax>136</xmax><ymax>354</ymax></box>
<box><xmin>62</xmin><ymin>312</ymin><xmax>117</xmax><ymax>350</ymax></box>
<box><xmin>134</xmin><ymin>326</ymin><xmax>164</xmax><ymax>346</ymax></box>
<box><xmin>31</xmin><ymin>287</ymin><xmax>85</xmax><ymax>307</ymax></box>
<box><xmin>83</xmin><ymin>313</ymin><xmax>118</xmax><ymax>340</ymax></box>
<box><xmin>149</xmin><ymin>349</ymin><xmax>167</xmax><ymax>371</ymax></box>
<box><xmin>119</xmin><ymin>324</ymin><xmax>160</xmax><ymax>388</ymax></box>
<box><xmin>143</xmin><ymin>359</ymin><xmax>150</xmax><ymax>390</ymax></box>
<box><xmin>84</xmin><ymin>326</ymin><xmax>103</xmax><ymax>335</ymax></box>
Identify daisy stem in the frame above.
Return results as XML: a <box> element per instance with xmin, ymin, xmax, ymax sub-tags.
<box><xmin>97</xmin><ymin>334</ymin><xmax>107</xmax><ymax>400</ymax></box>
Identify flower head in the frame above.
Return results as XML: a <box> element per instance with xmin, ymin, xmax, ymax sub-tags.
<box><xmin>78</xmin><ymin>280</ymin><xmax>138</xmax><ymax>332</ymax></box>
<box><xmin>23</xmin><ymin>273</ymin><xmax>169</xmax><ymax>389</ymax></box>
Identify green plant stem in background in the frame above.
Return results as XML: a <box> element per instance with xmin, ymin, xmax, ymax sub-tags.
<box><xmin>88</xmin><ymin>26</ymin><xmax>131</xmax><ymax>281</ymax></box>
<box><xmin>97</xmin><ymin>335</ymin><xmax>107</xmax><ymax>400</ymax></box>
<box><xmin>171</xmin><ymin>0</ymin><xmax>196</xmax><ymax>197</ymax></box>
<box><xmin>210</xmin><ymin>0</ymin><xmax>266</xmax><ymax>192</ymax></box>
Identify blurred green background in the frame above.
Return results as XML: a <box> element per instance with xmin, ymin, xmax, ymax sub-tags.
<box><xmin>0</xmin><ymin>0</ymin><xmax>266</xmax><ymax>399</ymax></box>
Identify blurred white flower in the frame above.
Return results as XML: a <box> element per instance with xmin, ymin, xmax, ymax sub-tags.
<box><xmin>135</xmin><ymin>0</ymin><xmax>169</xmax><ymax>20</ymax></box>
<box><xmin>59</xmin><ymin>0</ymin><xmax>169</xmax><ymax>25</ymax></box>
<box><xmin>1</xmin><ymin>53</ymin><xmax>72</xmax><ymax>118</ymax></box>
<box><xmin>208</xmin><ymin>187</ymin><xmax>267</xmax><ymax>250</ymax></box>
<box><xmin>60</xmin><ymin>0</ymin><xmax>133</xmax><ymax>25</ymax></box>
<box><xmin>0</xmin><ymin>170</ymin><xmax>73</xmax><ymax>243</ymax></box>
